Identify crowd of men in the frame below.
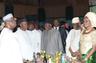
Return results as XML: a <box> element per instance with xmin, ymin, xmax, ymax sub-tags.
<box><xmin>0</xmin><ymin>11</ymin><xmax>96</xmax><ymax>63</ymax></box>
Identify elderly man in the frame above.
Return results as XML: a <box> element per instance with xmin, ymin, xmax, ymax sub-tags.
<box><xmin>0</xmin><ymin>13</ymin><xmax>23</xmax><ymax>63</ymax></box>
<box><xmin>66</xmin><ymin>17</ymin><xmax>81</xmax><ymax>60</ymax></box>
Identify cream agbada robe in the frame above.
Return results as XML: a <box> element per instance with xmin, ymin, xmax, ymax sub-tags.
<box><xmin>15</xmin><ymin>28</ymin><xmax>33</xmax><ymax>60</ymax></box>
<box><xmin>0</xmin><ymin>28</ymin><xmax>23</xmax><ymax>63</ymax></box>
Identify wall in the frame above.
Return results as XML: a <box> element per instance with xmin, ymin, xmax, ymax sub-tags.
<box><xmin>74</xmin><ymin>3</ymin><xmax>89</xmax><ymax>17</ymax></box>
<box><xmin>14</xmin><ymin>5</ymin><xmax>38</xmax><ymax>17</ymax></box>
<box><xmin>45</xmin><ymin>5</ymin><xmax>66</xmax><ymax>18</ymax></box>
<box><xmin>0</xmin><ymin>1</ymin><xmax>89</xmax><ymax>18</ymax></box>
<box><xmin>0</xmin><ymin>3</ymin><xmax>38</xmax><ymax>18</ymax></box>
<box><xmin>0</xmin><ymin>3</ymin><xmax>4</xmax><ymax>17</ymax></box>
<box><xmin>44</xmin><ymin>4</ymin><xmax>89</xmax><ymax>18</ymax></box>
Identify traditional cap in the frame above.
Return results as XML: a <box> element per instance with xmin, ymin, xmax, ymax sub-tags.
<box><xmin>17</xmin><ymin>18</ymin><xmax>27</xmax><ymax>25</ymax></box>
<box><xmin>85</xmin><ymin>12</ymin><xmax>96</xmax><ymax>27</ymax></box>
<box><xmin>3</xmin><ymin>13</ymin><xmax>13</xmax><ymax>22</ymax></box>
<box><xmin>72</xmin><ymin>17</ymin><xmax>80</xmax><ymax>24</ymax></box>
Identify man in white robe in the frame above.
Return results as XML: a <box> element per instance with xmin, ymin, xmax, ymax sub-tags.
<box><xmin>15</xmin><ymin>18</ymin><xmax>33</xmax><ymax>61</ymax></box>
<box><xmin>0</xmin><ymin>13</ymin><xmax>23</xmax><ymax>63</ymax></box>
<box><xmin>66</xmin><ymin>17</ymin><xmax>81</xmax><ymax>58</ymax></box>
<box><xmin>27</xmin><ymin>21</ymin><xmax>42</xmax><ymax>59</ymax></box>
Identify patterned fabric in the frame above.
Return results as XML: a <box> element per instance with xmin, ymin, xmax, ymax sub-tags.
<box><xmin>80</xmin><ymin>30</ymin><xmax>96</xmax><ymax>54</ymax></box>
<box><xmin>82</xmin><ymin>48</ymin><xmax>96</xmax><ymax>63</ymax></box>
<box><xmin>91</xmin><ymin>51</ymin><xmax>96</xmax><ymax>63</ymax></box>
<box><xmin>80</xmin><ymin>30</ymin><xmax>96</xmax><ymax>63</ymax></box>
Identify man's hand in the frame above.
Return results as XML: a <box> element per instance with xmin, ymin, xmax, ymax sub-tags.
<box><xmin>71</xmin><ymin>52</ymin><xmax>77</xmax><ymax>57</ymax></box>
<box><xmin>69</xmin><ymin>47</ymin><xmax>76</xmax><ymax>57</ymax></box>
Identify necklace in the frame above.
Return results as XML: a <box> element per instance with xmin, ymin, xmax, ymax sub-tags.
<box><xmin>84</xmin><ymin>28</ymin><xmax>94</xmax><ymax>34</ymax></box>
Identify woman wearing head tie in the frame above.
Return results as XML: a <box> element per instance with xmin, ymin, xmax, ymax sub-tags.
<box><xmin>80</xmin><ymin>12</ymin><xmax>96</xmax><ymax>63</ymax></box>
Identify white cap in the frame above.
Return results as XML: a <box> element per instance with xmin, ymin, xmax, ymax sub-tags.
<box><xmin>3</xmin><ymin>13</ymin><xmax>13</xmax><ymax>22</ymax></box>
<box><xmin>72</xmin><ymin>17</ymin><xmax>80</xmax><ymax>24</ymax></box>
<box><xmin>85</xmin><ymin>12</ymin><xmax>96</xmax><ymax>27</ymax></box>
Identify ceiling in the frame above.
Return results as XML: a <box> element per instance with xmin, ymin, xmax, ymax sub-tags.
<box><xmin>0</xmin><ymin>0</ymin><xmax>89</xmax><ymax>6</ymax></box>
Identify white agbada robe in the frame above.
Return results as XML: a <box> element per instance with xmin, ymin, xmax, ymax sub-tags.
<box><xmin>28</xmin><ymin>29</ymin><xmax>41</xmax><ymax>57</ymax></box>
<box><xmin>66</xmin><ymin>29</ymin><xmax>80</xmax><ymax>58</ymax></box>
<box><xmin>15</xmin><ymin>28</ymin><xmax>33</xmax><ymax>60</ymax></box>
<box><xmin>0</xmin><ymin>28</ymin><xmax>23</xmax><ymax>63</ymax></box>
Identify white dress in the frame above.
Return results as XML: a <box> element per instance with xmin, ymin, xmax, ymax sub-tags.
<box><xmin>66</xmin><ymin>29</ymin><xmax>81</xmax><ymax>58</ymax></box>
<box><xmin>0</xmin><ymin>28</ymin><xmax>23</xmax><ymax>63</ymax></box>
<box><xmin>28</xmin><ymin>29</ymin><xmax>41</xmax><ymax>53</ymax></box>
<box><xmin>15</xmin><ymin>28</ymin><xmax>33</xmax><ymax>60</ymax></box>
<box><xmin>28</xmin><ymin>29</ymin><xmax>42</xmax><ymax>59</ymax></box>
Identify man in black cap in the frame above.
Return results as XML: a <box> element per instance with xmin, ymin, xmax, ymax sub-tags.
<box><xmin>15</xmin><ymin>18</ymin><xmax>33</xmax><ymax>62</ymax></box>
